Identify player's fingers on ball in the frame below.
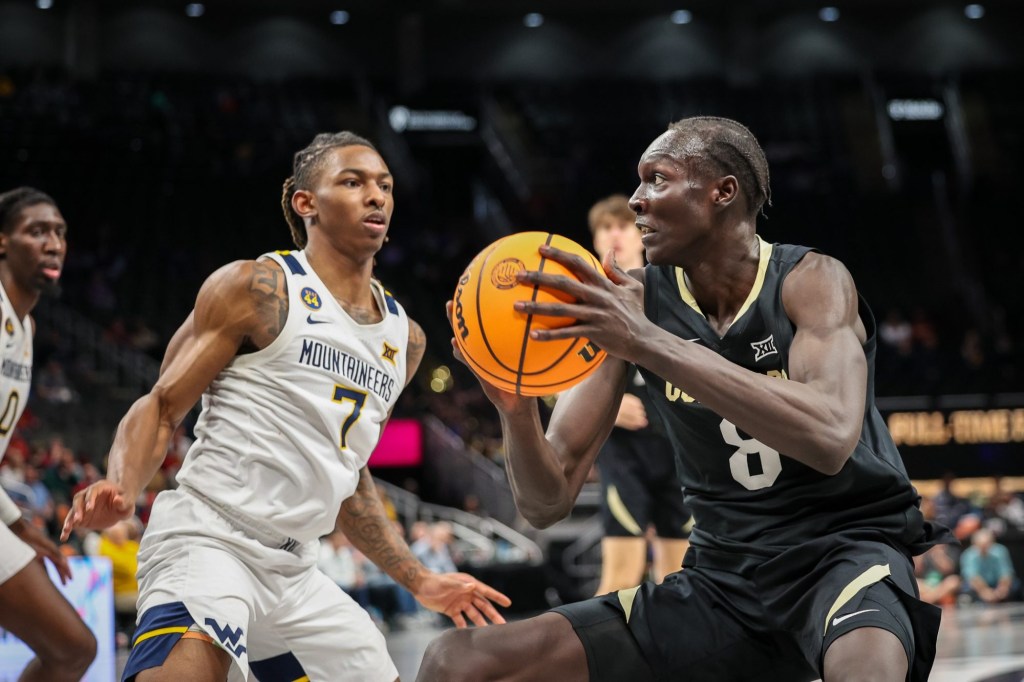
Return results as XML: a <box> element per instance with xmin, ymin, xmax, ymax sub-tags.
<box><xmin>538</xmin><ymin>243</ymin><xmax>580</xmax><ymax>268</ymax></box>
<box><xmin>515</xmin><ymin>299</ymin><xmax>585</xmax><ymax>320</ymax></box>
<box><xmin>520</xmin><ymin>270</ymin><xmax>588</xmax><ymax>298</ymax></box>
<box><xmin>530</xmin><ymin>324</ymin><xmax>588</xmax><ymax>342</ymax></box>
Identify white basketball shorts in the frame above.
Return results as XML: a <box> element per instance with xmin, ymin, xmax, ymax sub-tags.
<box><xmin>123</xmin><ymin>489</ymin><xmax>397</xmax><ymax>682</ymax></box>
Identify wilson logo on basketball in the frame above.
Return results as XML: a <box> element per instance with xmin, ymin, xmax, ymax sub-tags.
<box><xmin>490</xmin><ymin>258</ymin><xmax>525</xmax><ymax>289</ymax></box>
<box><xmin>454</xmin><ymin>271</ymin><xmax>470</xmax><ymax>340</ymax></box>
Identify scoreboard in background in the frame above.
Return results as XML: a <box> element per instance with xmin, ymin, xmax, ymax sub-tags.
<box><xmin>879</xmin><ymin>394</ymin><xmax>1024</xmax><ymax>479</ymax></box>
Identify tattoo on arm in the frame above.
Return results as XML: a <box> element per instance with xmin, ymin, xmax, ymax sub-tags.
<box><xmin>338</xmin><ymin>468</ymin><xmax>422</xmax><ymax>590</ymax></box>
<box><xmin>247</xmin><ymin>261</ymin><xmax>288</xmax><ymax>348</ymax></box>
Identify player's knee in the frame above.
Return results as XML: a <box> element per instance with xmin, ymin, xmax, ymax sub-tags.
<box><xmin>418</xmin><ymin>629</ymin><xmax>479</xmax><ymax>682</ymax></box>
<box><xmin>823</xmin><ymin>628</ymin><xmax>907</xmax><ymax>682</ymax></box>
<box><xmin>45</xmin><ymin>624</ymin><xmax>96</xmax><ymax>674</ymax></box>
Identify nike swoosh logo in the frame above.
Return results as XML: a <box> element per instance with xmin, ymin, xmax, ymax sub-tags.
<box><xmin>832</xmin><ymin>609</ymin><xmax>880</xmax><ymax>627</ymax></box>
<box><xmin>306</xmin><ymin>315</ymin><xmax>330</xmax><ymax>325</ymax></box>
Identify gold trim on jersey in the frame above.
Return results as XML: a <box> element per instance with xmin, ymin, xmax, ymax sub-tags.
<box><xmin>133</xmin><ymin>626</ymin><xmax>189</xmax><ymax>647</ymax></box>
<box><xmin>822</xmin><ymin>563</ymin><xmax>891</xmax><ymax>636</ymax></box>
<box><xmin>607</xmin><ymin>485</ymin><xmax>643</xmax><ymax>536</ymax></box>
<box><xmin>617</xmin><ymin>585</ymin><xmax>641</xmax><ymax>623</ymax></box>
<box><xmin>673</xmin><ymin>236</ymin><xmax>773</xmax><ymax>333</ymax></box>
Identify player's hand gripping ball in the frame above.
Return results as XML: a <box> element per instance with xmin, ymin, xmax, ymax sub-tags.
<box><xmin>451</xmin><ymin>232</ymin><xmax>607</xmax><ymax>396</ymax></box>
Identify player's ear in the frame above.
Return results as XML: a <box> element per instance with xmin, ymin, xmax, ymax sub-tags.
<box><xmin>712</xmin><ymin>176</ymin><xmax>739</xmax><ymax>208</ymax></box>
<box><xmin>292</xmin><ymin>189</ymin><xmax>317</xmax><ymax>220</ymax></box>
<box><xmin>0</xmin><ymin>231</ymin><xmax>8</xmax><ymax>258</ymax></box>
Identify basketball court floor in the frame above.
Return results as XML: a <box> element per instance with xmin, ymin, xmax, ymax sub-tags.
<box><xmin>382</xmin><ymin>603</ymin><xmax>1024</xmax><ymax>681</ymax></box>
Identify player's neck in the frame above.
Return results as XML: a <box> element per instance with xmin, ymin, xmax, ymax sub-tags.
<box><xmin>680</xmin><ymin>225</ymin><xmax>759</xmax><ymax>325</ymax></box>
<box><xmin>303</xmin><ymin>241</ymin><xmax>378</xmax><ymax>309</ymax></box>
<box><xmin>0</xmin><ymin>267</ymin><xmax>39</xmax><ymax>320</ymax></box>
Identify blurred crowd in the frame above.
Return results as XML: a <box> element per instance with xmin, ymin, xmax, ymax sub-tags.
<box><xmin>915</xmin><ymin>474</ymin><xmax>1024</xmax><ymax>608</ymax></box>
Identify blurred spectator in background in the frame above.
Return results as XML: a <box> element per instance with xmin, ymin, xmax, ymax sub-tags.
<box><xmin>36</xmin><ymin>358</ymin><xmax>76</xmax><ymax>404</ymax></box>
<box><xmin>22</xmin><ymin>464</ymin><xmax>54</xmax><ymax>522</ymax></box>
<box><xmin>409</xmin><ymin>520</ymin><xmax>430</xmax><ymax>545</ymax></box>
<box><xmin>960</xmin><ymin>528</ymin><xmax>1019</xmax><ymax>604</ymax></box>
<box><xmin>96</xmin><ymin>518</ymin><xmax>141</xmax><ymax>645</ymax></box>
<box><xmin>933</xmin><ymin>472</ymin><xmax>980</xmax><ymax>541</ymax></box>
<box><xmin>363</xmin><ymin>521</ymin><xmax>422</xmax><ymax>629</ymax></box>
<box><xmin>318</xmin><ymin>530</ymin><xmax>373</xmax><ymax>614</ymax></box>
<box><xmin>880</xmin><ymin>308</ymin><xmax>913</xmax><ymax>357</ymax></box>
<box><xmin>42</xmin><ymin>437</ymin><xmax>82</xmax><ymax>506</ymax></box>
<box><xmin>984</xmin><ymin>476</ymin><xmax>1024</xmax><ymax>535</ymax></box>
<box><xmin>915</xmin><ymin>543</ymin><xmax>962</xmax><ymax>606</ymax></box>
<box><xmin>412</xmin><ymin>521</ymin><xmax>459</xmax><ymax>575</ymax></box>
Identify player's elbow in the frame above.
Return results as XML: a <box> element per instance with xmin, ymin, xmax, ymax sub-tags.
<box><xmin>148</xmin><ymin>383</ymin><xmax>184</xmax><ymax>429</ymax></box>
<box><xmin>517</xmin><ymin>500</ymin><xmax>571</xmax><ymax>529</ymax></box>
<box><xmin>812</xmin><ymin>427</ymin><xmax>859</xmax><ymax>476</ymax></box>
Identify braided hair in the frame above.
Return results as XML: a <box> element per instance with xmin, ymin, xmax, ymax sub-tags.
<box><xmin>666</xmin><ymin>117</ymin><xmax>771</xmax><ymax>215</ymax></box>
<box><xmin>0</xmin><ymin>187</ymin><xmax>56</xmax><ymax>235</ymax></box>
<box><xmin>280</xmin><ymin>132</ymin><xmax>378</xmax><ymax>248</ymax></box>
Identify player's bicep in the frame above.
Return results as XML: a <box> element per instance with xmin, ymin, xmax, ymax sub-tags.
<box><xmin>150</xmin><ymin>262</ymin><xmax>261</xmax><ymax>425</ymax></box>
<box><xmin>546</xmin><ymin>355</ymin><xmax>628</xmax><ymax>490</ymax></box>
<box><xmin>404</xmin><ymin>318</ymin><xmax>426</xmax><ymax>388</ymax></box>
<box><xmin>783</xmin><ymin>255</ymin><xmax>867</xmax><ymax>425</ymax></box>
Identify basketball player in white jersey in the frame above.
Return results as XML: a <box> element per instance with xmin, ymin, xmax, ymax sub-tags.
<box><xmin>0</xmin><ymin>187</ymin><xmax>97</xmax><ymax>681</ymax></box>
<box><xmin>62</xmin><ymin>133</ymin><xmax>511</xmax><ymax>682</ymax></box>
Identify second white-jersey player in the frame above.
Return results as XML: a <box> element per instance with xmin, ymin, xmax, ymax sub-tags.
<box><xmin>63</xmin><ymin>132</ymin><xmax>510</xmax><ymax>682</ymax></box>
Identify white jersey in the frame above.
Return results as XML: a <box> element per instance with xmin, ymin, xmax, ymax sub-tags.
<box><xmin>175</xmin><ymin>250</ymin><xmax>409</xmax><ymax>544</ymax></box>
<box><xmin>0</xmin><ymin>281</ymin><xmax>32</xmax><ymax>461</ymax></box>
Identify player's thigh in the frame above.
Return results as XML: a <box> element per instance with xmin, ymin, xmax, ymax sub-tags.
<box><xmin>418</xmin><ymin>612</ymin><xmax>589</xmax><ymax>682</ymax></box>
<box><xmin>134</xmin><ymin>638</ymin><xmax>232</xmax><ymax>682</ymax></box>
<box><xmin>0</xmin><ymin>554</ymin><xmax>96</xmax><ymax>663</ymax></box>
<box><xmin>265</xmin><ymin>568</ymin><xmax>397</xmax><ymax>682</ymax></box>
<box><xmin>556</xmin><ymin>569</ymin><xmax>813</xmax><ymax>682</ymax></box>
<box><xmin>823</xmin><ymin>627</ymin><xmax>907</xmax><ymax>682</ymax></box>
<box><xmin>127</xmin><ymin>538</ymin><xmax>261</xmax><ymax>681</ymax></box>
<box><xmin>806</xmin><ymin>542</ymin><xmax>941</xmax><ymax>682</ymax></box>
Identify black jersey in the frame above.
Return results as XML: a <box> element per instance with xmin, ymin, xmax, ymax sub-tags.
<box><xmin>619</xmin><ymin>364</ymin><xmax>666</xmax><ymax>440</ymax></box>
<box><xmin>638</xmin><ymin>238</ymin><xmax>940</xmax><ymax>573</ymax></box>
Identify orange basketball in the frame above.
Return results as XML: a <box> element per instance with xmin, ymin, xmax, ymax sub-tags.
<box><xmin>451</xmin><ymin>231</ymin><xmax>608</xmax><ymax>396</ymax></box>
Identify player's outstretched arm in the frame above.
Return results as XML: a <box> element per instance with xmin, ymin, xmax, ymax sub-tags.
<box><xmin>337</xmin><ymin>467</ymin><xmax>511</xmax><ymax>627</ymax></box>
<box><xmin>62</xmin><ymin>259</ymin><xmax>286</xmax><ymax>539</ymax></box>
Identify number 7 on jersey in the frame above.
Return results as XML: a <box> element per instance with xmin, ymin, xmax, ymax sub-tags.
<box><xmin>332</xmin><ymin>385</ymin><xmax>367</xmax><ymax>450</ymax></box>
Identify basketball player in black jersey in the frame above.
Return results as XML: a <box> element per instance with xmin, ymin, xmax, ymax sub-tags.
<box><xmin>587</xmin><ymin>195</ymin><xmax>690</xmax><ymax>596</ymax></box>
<box><xmin>422</xmin><ymin>117</ymin><xmax>949</xmax><ymax>682</ymax></box>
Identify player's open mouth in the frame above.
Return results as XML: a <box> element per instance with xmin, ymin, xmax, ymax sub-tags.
<box><xmin>637</xmin><ymin>225</ymin><xmax>653</xmax><ymax>235</ymax></box>
<box><xmin>41</xmin><ymin>264</ymin><xmax>62</xmax><ymax>280</ymax></box>
<box><xmin>363</xmin><ymin>212</ymin><xmax>387</xmax><ymax>231</ymax></box>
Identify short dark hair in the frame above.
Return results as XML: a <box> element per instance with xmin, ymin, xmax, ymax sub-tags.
<box><xmin>0</xmin><ymin>187</ymin><xmax>56</xmax><ymax>234</ymax></box>
<box><xmin>666</xmin><ymin>117</ymin><xmax>771</xmax><ymax>215</ymax></box>
<box><xmin>280</xmin><ymin>132</ymin><xmax>378</xmax><ymax>248</ymax></box>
